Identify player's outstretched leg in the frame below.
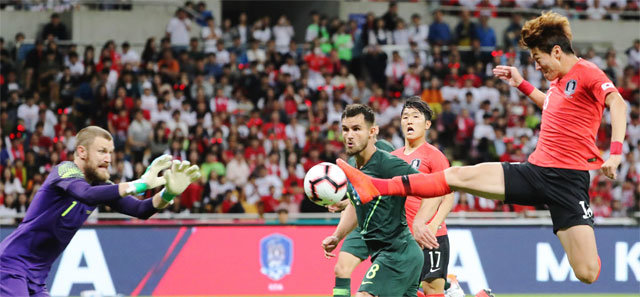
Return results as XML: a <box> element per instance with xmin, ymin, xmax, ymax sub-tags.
<box><xmin>336</xmin><ymin>159</ymin><xmax>452</xmax><ymax>203</ymax></box>
<box><xmin>336</xmin><ymin>159</ymin><xmax>380</xmax><ymax>203</ymax></box>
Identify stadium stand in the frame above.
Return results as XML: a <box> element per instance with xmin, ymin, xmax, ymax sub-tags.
<box><xmin>0</xmin><ymin>0</ymin><xmax>638</xmax><ymax>224</ymax></box>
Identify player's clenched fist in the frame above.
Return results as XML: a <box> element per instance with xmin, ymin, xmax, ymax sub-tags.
<box><xmin>321</xmin><ymin>235</ymin><xmax>340</xmax><ymax>259</ymax></box>
<box><xmin>601</xmin><ymin>154</ymin><xmax>622</xmax><ymax>180</ymax></box>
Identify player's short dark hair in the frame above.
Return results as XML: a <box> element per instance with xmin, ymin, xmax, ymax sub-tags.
<box><xmin>401</xmin><ymin>97</ymin><xmax>433</xmax><ymax>121</ymax></box>
<box><xmin>342</xmin><ymin>104</ymin><xmax>375</xmax><ymax>126</ymax></box>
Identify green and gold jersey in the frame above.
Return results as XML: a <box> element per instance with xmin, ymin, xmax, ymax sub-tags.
<box><xmin>346</xmin><ymin>149</ymin><xmax>419</xmax><ymax>246</ymax></box>
<box><xmin>346</xmin><ymin>139</ymin><xmax>396</xmax><ymax>233</ymax></box>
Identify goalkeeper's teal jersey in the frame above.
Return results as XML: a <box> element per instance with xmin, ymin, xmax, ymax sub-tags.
<box><xmin>347</xmin><ymin>149</ymin><xmax>419</xmax><ymax>247</ymax></box>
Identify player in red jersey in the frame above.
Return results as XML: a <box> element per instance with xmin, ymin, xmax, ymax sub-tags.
<box><xmin>391</xmin><ymin>98</ymin><xmax>456</xmax><ymax>297</ymax></box>
<box><xmin>337</xmin><ymin>12</ymin><xmax>627</xmax><ymax>284</ymax></box>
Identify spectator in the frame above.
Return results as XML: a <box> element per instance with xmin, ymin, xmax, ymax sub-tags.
<box><xmin>17</xmin><ymin>97</ymin><xmax>39</xmax><ymax>133</ymax></box>
<box><xmin>408</xmin><ymin>13</ymin><xmax>429</xmax><ymax>48</ymax></box>
<box><xmin>41</xmin><ymin>13</ymin><xmax>69</xmax><ymax>41</ymax></box>
<box><xmin>392</xmin><ymin>19</ymin><xmax>410</xmax><ymax>45</ymax></box>
<box><xmin>368</xmin><ymin>18</ymin><xmax>391</xmax><ymax>46</ymax></box>
<box><xmin>280</xmin><ymin>56</ymin><xmax>301</xmax><ymax>81</ymax></box>
<box><xmin>166</xmin><ymin>8</ymin><xmax>192</xmax><ymax>52</ymax></box>
<box><xmin>227</xmin><ymin>151</ymin><xmax>251</xmax><ymax>185</ymax></box>
<box><xmin>127</xmin><ymin>110</ymin><xmax>152</xmax><ymax>163</ymax></box>
<box><xmin>236</xmin><ymin>12</ymin><xmax>250</xmax><ymax>45</ymax></box>
<box><xmin>385</xmin><ymin>51</ymin><xmax>407</xmax><ymax>85</ymax></box>
<box><xmin>626</xmin><ymin>39</ymin><xmax>640</xmax><ymax>70</ymax></box>
<box><xmin>428</xmin><ymin>10</ymin><xmax>452</xmax><ymax>46</ymax></box>
<box><xmin>584</xmin><ymin>47</ymin><xmax>606</xmax><ymax>69</ymax></box>
<box><xmin>273</xmin><ymin>15</ymin><xmax>294</xmax><ymax>54</ymax></box>
<box><xmin>586</xmin><ymin>0</ymin><xmax>608</xmax><ymax>20</ymax></box>
<box><xmin>3</xmin><ymin>168</ymin><xmax>24</xmax><ymax>196</ymax></box>
<box><xmin>120</xmin><ymin>42</ymin><xmax>140</xmax><ymax>69</ymax></box>
<box><xmin>158</xmin><ymin>49</ymin><xmax>180</xmax><ymax>80</ymax></box>
<box><xmin>194</xmin><ymin>1</ymin><xmax>213</xmax><ymax>27</ymax></box>
<box><xmin>252</xmin><ymin>18</ymin><xmax>271</xmax><ymax>45</ymax></box>
<box><xmin>305</xmin><ymin>11</ymin><xmax>322</xmax><ymax>43</ymax></box>
<box><xmin>503</xmin><ymin>14</ymin><xmax>522</xmax><ymax>49</ymax></box>
<box><xmin>382</xmin><ymin>1</ymin><xmax>400</xmax><ymax>31</ymax></box>
<box><xmin>65</xmin><ymin>51</ymin><xmax>84</xmax><ymax>77</ymax></box>
<box><xmin>454</xmin><ymin>9</ymin><xmax>477</xmax><ymax>47</ymax></box>
<box><xmin>592</xmin><ymin>195</ymin><xmax>612</xmax><ymax>217</ymax></box>
<box><xmin>333</xmin><ymin>24</ymin><xmax>354</xmax><ymax>62</ymax></box>
<box><xmin>201</xmin><ymin>16</ymin><xmax>222</xmax><ymax>54</ymax></box>
<box><xmin>255</xmin><ymin>166</ymin><xmax>283</xmax><ymax>200</ymax></box>
<box><xmin>475</xmin><ymin>13</ymin><xmax>497</xmax><ymax>51</ymax></box>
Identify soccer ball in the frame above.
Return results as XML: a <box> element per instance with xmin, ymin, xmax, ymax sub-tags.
<box><xmin>304</xmin><ymin>162</ymin><xmax>348</xmax><ymax>206</ymax></box>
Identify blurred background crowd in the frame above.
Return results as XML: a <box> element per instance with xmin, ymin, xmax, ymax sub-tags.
<box><xmin>0</xmin><ymin>0</ymin><xmax>638</xmax><ymax>221</ymax></box>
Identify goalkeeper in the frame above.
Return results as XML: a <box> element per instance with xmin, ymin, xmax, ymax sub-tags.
<box><xmin>0</xmin><ymin>126</ymin><xmax>201</xmax><ymax>297</ymax></box>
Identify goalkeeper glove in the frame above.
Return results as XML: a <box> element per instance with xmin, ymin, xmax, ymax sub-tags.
<box><xmin>125</xmin><ymin>154</ymin><xmax>173</xmax><ymax>195</ymax></box>
<box><xmin>160</xmin><ymin>160</ymin><xmax>202</xmax><ymax>202</ymax></box>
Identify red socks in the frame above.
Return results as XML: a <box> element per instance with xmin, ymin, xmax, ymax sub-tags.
<box><xmin>379</xmin><ymin>171</ymin><xmax>452</xmax><ymax>198</ymax></box>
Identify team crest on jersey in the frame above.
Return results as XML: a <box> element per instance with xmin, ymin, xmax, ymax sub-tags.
<box><xmin>260</xmin><ymin>233</ymin><xmax>293</xmax><ymax>281</ymax></box>
<box><xmin>410</xmin><ymin>159</ymin><xmax>421</xmax><ymax>169</ymax></box>
<box><xmin>564</xmin><ymin>79</ymin><xmax>577</xmax><ymax>97</ymax></box>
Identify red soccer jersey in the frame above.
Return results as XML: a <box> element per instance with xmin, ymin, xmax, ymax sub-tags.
<box><xmin>528</xmin><ymin>59</ymin><xmax>617</xmax><ymax>170</ymax></box>
<box><xmin>392</xmin><ymin>142</ymin><xmax>450</xmax><ymax>237</ymax></box>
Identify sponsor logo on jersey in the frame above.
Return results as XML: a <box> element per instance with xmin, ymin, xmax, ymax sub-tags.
<box><xmin>260</xmin><ymin>233</ymin><xmax>293</xmax><ymax>281</ymax></box>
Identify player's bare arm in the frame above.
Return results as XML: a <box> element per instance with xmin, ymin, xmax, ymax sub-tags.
<box><xmin>322</xmin><ymin>202</ymin><xmax>357</xmax><ymax>258</ymax></box>
<box><xmin>427</xmin><ymin>193</ymin><xmax>455</xmax><ymax>235</ymax></box>
<box><xmin>602</xmin><ymin>91</ymin><xmax>627</xmax><ymax>179</ymax></box>
<box><xmin>412</xmin><ymin>196</ymin><xmax>441</xmax><ymax>249</ymax></box>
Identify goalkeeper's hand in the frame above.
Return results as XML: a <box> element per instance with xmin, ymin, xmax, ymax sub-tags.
<box><xmin>126</xmin><ymin>154</ymin><xmax>173</xmax><ymax>195</ymax></box>
<box><xmin>160</xmin><ymin>160</ymin><xmax>201</xmax><ymax>202</ymax></box>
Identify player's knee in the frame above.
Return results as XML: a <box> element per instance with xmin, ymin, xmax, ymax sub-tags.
<box><xmin>574</xmin><ymin>262</ymin><xmax>600</xmax><ymax>284</ymax></box>
<box><xmin>422</xmin><ymin>278</ymin><xmax>445</xmax><ymax>294</ymax></box>
<box><xmin>334</xmin><ymin>262</ymin><xmax>353</xmax><ymax>278</ymax></box>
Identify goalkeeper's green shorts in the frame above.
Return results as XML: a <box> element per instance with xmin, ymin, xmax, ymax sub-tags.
<box><xmin>340</xmin><ymin>229</ymin><xmax>369</xmax><ymax>260</ymax></box>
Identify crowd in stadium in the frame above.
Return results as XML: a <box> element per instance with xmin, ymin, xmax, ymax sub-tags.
<box><xmin>0</xmin><ymin>0</ymin><xmax>638</xmax><ymax>221</ymax></box>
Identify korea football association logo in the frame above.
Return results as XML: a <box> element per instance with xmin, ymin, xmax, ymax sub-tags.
<box><xmin>564</xmin><ymin>79</ymin><xmax>577</xmax><ymax>97</ymax></box>
<box><xmin>260</xmin><ymin>233</ymin><xmax>293</xmax><ymax>281</ymax></box>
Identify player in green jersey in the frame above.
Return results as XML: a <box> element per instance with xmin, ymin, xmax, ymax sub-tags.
<box><xmin>326</xmin><ymin>139</ymin><xmax>412</xmax><ymax>297</ymax></box>
<box><xmin>322</xmin><ymin>104</ymin><xmax>424</xmax><ymax>297</ymax></box>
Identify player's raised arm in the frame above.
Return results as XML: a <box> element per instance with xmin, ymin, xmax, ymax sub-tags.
<box><xmin>108</xmin><ymin>160</ymin><xmax>201</xmax><ymax>219</ymax></box>
<box><xmin>601</xmin><ymin>92</ymin><xmax>627</xmax><ymax>179</ymax></box>
<box><xmin>54</xmin><ymin>154</ymin><xmax>173</xmax><ymax>205</ymax></box>
<box><xmin>493</xmin><ymin>65</ymin><xmax>546</xmax><ymax>109</ymax></box>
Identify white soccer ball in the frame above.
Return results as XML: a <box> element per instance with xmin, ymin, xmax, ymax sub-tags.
<box><xmin>303</xmin><ymin>162</ymin><xmax>348</xmax><ymax>206</ymax></box>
